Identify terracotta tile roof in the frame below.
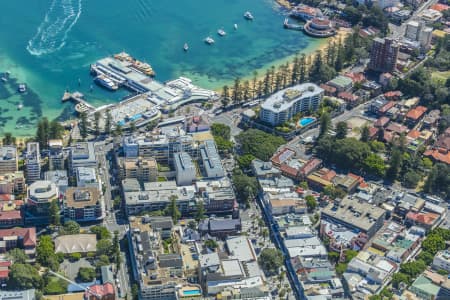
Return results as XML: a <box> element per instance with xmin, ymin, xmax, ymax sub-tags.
<box><xmin>383</xmin><ymin>131</ymin><xmax>394</xmax><ymax>142</ymax></box>
<box><xmin>374</xmin><ymin>117</ymin><xmax>390</xmax><ymax>128</ymax></box>
<box><xmin>300</xmin><ymin>158</ymin><xmax>322</xmax><ymax>176</ymax></box>
<box><xmin>86</xmin><ymin>283</ymin><xmax>115</xmax><ymax>298</ymax></box>
<box><xmin>321</xmin><ymin>170</ymin><xmax>336</xmax><ymax>181</ymax></box>
<box><xmin>0</xmin><ymin>270</ymin><xmax>9</xmax><ymax>279</ymax></box>
<box><xmin>271</xmin><ymin>148</ymin><xmax>295</xmax><ymax>165</ymax></box>
<box><xmin>379</xmin><ymin>101</ymin><xmax>395</xmax><ymax>114</ymax></box>
<box><xmin>0</xmin><ymin>195</ymin><xmax>12</xmax><ymax>202</ymax></box>
<box><xmin>368</xmin><ymin>127</ymin><xmax>378</xmax><ymax>138</ymax></box>
<box><xmin>344</xmin><ymin>72</ymin><xmax>366</xmax><ymax>83</ymax></box>
<box><xmin>406</xmin><ymin>106</ymin><xmax>427</xmax><ymax>121</ymax></box>
<box><xmin>0</xmin><ymin>210</ymin><xmax>22</xmax><ymax>221</ymax></box>
<box><xmin>384</xmin><ymin>91</ymin><xmax>403</xmax><ymax>99</ymax></box>
<box><xmin>407</xmin><ymin>130</ymin><xmax>421</xmax><ymax>139</ymax></box>
<box><xmin>280</xmin><ymin>164</ymin><xmax>299</xmax><ymax>178</ymax></box>
<box><xmin>431</xmin><ymin>3</ymin><xmax>449</xmax><ymax>12</ymax></box>
<box><xmin>320</xmin><ymin>84</ymin><xmax>337</xmax><ymax>94</ymax></box>
<box><xmin>0</xmin><ymin>228</ymin><xmax>36</xmax><ymax>247</ymax></box>
<box><xmin>424</xmin><ymin>149</ymin><xmax>450</xmax><ymax>164</ymax></box>
<box><xmin>406</xmin><ymin>212</ymin><xmax>440</xmax><ymax>225</ymax></box>
<box><xmin>386</xmin><ymin>122</ymin><xmax>408</xmax><ymax>134</ymax></box>
<box><xmin>338</xmin><ymin>91</ymin><xmax>359</xmax><ymax>102</ymax></box>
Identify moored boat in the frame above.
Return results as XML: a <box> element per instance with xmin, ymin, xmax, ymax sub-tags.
<box><xmin>204</xmin><ymin>36</ymin><xmax>215</xmax><ymax>45</ymax></box>
<box><xmin>244</xmin><ymin>11</ymin><xmax>254</xmax><ymax>20</ymax></box>
<box><xmin>217</xmin><ymin>29</ymin><xmax>226</xmax><ymax>36</ymax></box>
<box><xmin>183</xmin><ymin>43</ymin><xmax>189</xmax><ymax>51</ymax></box>
<box><xmin>94</xmin><ymin>75</ymin><xmax>119</xmax><ymax>91</ymax></box>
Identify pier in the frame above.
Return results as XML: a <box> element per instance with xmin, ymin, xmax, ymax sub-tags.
<box><xmin>62</xmin><ymin>91</ymin><xmax>96</xmax><ymax>114</ymax></box>
<box><xmin>283</xmin><ymin>18</ymin><xmax>304</xmax><ymax>31</ymax></box>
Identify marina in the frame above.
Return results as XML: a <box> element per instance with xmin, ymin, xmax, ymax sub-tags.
<box><xmin>283</xmin><ymin>18</ymin><xmax>304</xmax><ymax>31</ymax></box>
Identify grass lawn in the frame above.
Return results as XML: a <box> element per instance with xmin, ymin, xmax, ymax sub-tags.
<box><xmin>431</xmin><ymin>71</ymin><xmax>450</xmax><ymax>84</ymax></box>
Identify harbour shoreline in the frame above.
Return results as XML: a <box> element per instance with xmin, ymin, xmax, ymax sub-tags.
<box><xmin>215</xmin><ymin>28</ymin><xmax>352</xmax><ymax>93</ymax></box>
<box><xmin>275</xmin><ymin>0</ymin><xmax>293</xmax><ymax>10</ymax></box>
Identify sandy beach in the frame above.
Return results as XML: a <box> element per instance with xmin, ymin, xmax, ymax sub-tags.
<box><xmin>275</xmin><ymin>0</ymin><xmax>293</xmax><ymax>9</ymax></box>
<box><xmin>217</xmin><ymin>28</ymin><xmax>352</xmax><ymax>93</ymax></box>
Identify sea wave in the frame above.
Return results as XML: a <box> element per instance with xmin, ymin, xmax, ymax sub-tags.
<box><xmin>26</xmin><ymin>0</ymin><xmax>82</xmax><ymax>56</ymax></box>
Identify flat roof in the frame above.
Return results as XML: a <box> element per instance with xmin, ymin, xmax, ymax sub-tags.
<box><xmin>321</xmin><ymin>197</ymin><xmax>386</xmax><ymax>232</ymax></box>
<box><xmin>226</xmin><ymin>236</ymin><xmax>257</xmax><ymax>262</ymax></box>
<box><xmin>65</xmin><ymin>187</ymin><xmax>100</xmax><ymax>208</ymax></box>
<box><xmin>261</xmin><ymin>83</ymin><xmax>323</xmax><ymax>113</ymax></box>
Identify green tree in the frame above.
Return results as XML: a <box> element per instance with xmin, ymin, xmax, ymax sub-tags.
<box><xmin>252</xmin><ymin>71</ymin><xmax>258</xmax><ymax>99</ymax></box>
<box><xmin>129</xmin><ymin>121</ymin><xmax>136</xmax><ymax>133</ymax></box>
<box><xmin>205</xmin><ymin>239</ymin><xmax>218</xmax><ymax>249</ymax></box>
<box><xmin>70</xmin><ymin>252</ymin><xmax>82</xmax><ymax>261</ymax></box>
<box><xmin>391</xmin><ymin>272</ymin><xmax>411</xmax><ymax>289</ymax></box>
<box><xmin>236</xmin><ymin>129</ymin><xmax>284</xmax><ymax>161</ymax></box>
<box><xmin>422</xmin><ymin>234</ymin><xmax>446</xmax><ymax>254</ymax></box>
<box><xmin>90</xmin><ymin>225</ymin><xmax>112</xmax><ymax>240</ymax></box>
<box><xmin>195</xmin><ymin>201</ymin><xmax>205</xmax><ymax>222</ymax></box>
<box><xmin>113</xmin><ymin>230</ymin><xmax>121</xmax><ymax>268</ymax></box>
<box><xmin>400</xmin><ymin>260</ymin><xmax>426</xmax><ymax>278</ymax></box>
<box><xmin>105</xmin><ymin>110</ymin><xmax>112</xmax><ymax>135</ymax></box>
<box><xmin>258</xmin><ymin>248</ymin><xmax>283</xmax><ymax>274</ymax></box>
<box><xmin>49</xmin><ymin>120</ymin><xmax>64</xmax><ymax>139</ymax></box>
<box><xmin>328</xmin><ymin>251</ymin><xmax>340</xmax><ymax>263</ymax></box>
<box><xmin>8</xmin><ymin>263</ymin><xmax>43</xmax><ymax>289</ymax></box>
<box><xmin>335</xmin><ymin>263</ymin><xmax>347</xmax><ymax>275</ymax></box>
<box><xmin>386</xmin><ymin>150</ymin><xmax>402</xmax><ymax>181</ymax></box>
<box><xmin>417</xmin><ymin>251</ymin><xmax>434</xmax><ymax>265</ymax></box>
<box><xmin>237</xmin><ymin>154</ymin><xmax>256</xmax><ymax>169</ymax></box>
<box><xmin>61</xmin><ymin>220</ymin><xmax>80</xmax><ymax>235</ymax></box>
<box><xmin>94</xmin><ymin>111</ymin><xmax>101</xmax><ymax>136</ymax></box>
<box><xmin>43</xmin><ymin>276</ymin><xmax>68</xmax><ymax>295</ymax></box>
<box><xmin>7</xmin><ymin>248</ymin><xmax>28</xmax><ymax>264</ymax></box>
<box><xmin>335</xmin><ymin>121</ymin><xmax>348</xmax><ymax>139</ymax></box>
<box><xmin>221</xmin><ymin>85</ymin><xmax>230</xmax><ymax>107</ymax></box>
<box><xmin>319</xmin><ymin>112</ymin><xmax>331</xmax><ymax>137</ymax></box>
<box><xmin>37</xmin><ymin>235</ymin><xmax>59</xmax><ymax>271</ymax></box>
<box><xmin>97</xmin><ymin>239</ymin><xmax>113</xmax><ymax>256</ymax></box>
<box><xmin>2</xmin><ymin>132</ymin><xmax>16</xmax><ymax>145</ymax></box>
<box><xmin>36</xmin><ymin>117</ymin><xmax>49</xmax><ymax>149</ymax></box>
<box><xmin>79</xmin><ymin>112</ymin><xmax>89</xmax><ymax>140</ymax></box>
<box><xmin>113</xmin><ymin>124</ymin><xmax>123</xmax><ymax>137</ymax></box>
<box><xmin>49</xmin><ymin>199</ymin><xmax>60</xmax><ymax>227</ymax></box>
<box><xmin>232</xmin><ymin>77</ymin><xmax>242</xmax><ymax>104</ymax></box>
<box><xmin>299</xmin><ymin>54</ymin><xmax>307</xmax><ymax>83</ymax></box>
<box><xmin>305</xmin><ymin>195</ymin><xmax>317</xmax><ymax>212</ymax></box>
<box><xmin>211</xmin><ymin>123</ymin><xmax>231</xmax><ymax>140</ymax></box>
<box><xmin>232</xmin><ymin>170</ymin><xmax>258</xmax><ymax>204</ymax></box>
<box><xmin>363</xmin><ymin>153</ymin><xmax>386</xmax><ymax>177</ymax></box>
<box><xmin>360</xmin><ymin>125</ymin><xmax>370</xmax><ymax>142</ymax></box>
<box><xmin>402</xmin><ymin>171</ymin><xmax>421</xmax><ymax>188</ymax></box>
<box><xmin>96</xmin><ymin>255</ymin><xmax>110</xmax><ymax>268</ymax></box>
<box><xmin>165</xmin><ymin>195</ymin><xmax>181</xmax><ymax>223</ymax></box>
<box><xmin>78</xmin><ymin>267</ymin><xmax>96</xmax><ymax>282</ymax></box>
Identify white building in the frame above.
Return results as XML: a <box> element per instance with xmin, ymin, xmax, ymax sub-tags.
<box><xmin>433</xmin><ymin>250</ymin><xmax>450</xmax><ymax>273</ymax></box>
<box><xmin>76</xmin><ymin>167</ymin><xmax>100</xmax><ymax>190</ymax></box>
<box><xmin>174</xmin><ymin>152</ymin><xmax>196</xmax><ymax>186</ymax></box>
<box><xmin>404</xmin><ymin>20</ymin><xmax>433</xmax><ymax>49</ymax></box>
<box><xmin>68</xmin><ymin>142</ymin><xmax>97</xmax><ymax>175</ymax></box>
<box><xmin>25</xmin><ymin>142</ymin><xmax>41</xmax><ymax>184</ymax></box>
<box><xmin>259</xmin><ymin>83</ymin><xmax>323</xmax><ymax>126</ymax></box>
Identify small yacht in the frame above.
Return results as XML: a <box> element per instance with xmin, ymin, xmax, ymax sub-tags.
<box><xmin>234</xmin><ymin>23</ymin><xmax>238</xmax><ymax>30</ymax></box>
<box><xmin>17</xmin><ymin>103</ymin><xmax>23</xmax><ymax>110</ymax></box>
<box><xmin>244</xmin><ymin>11</ymin><xmax>254</xmax><ymax>20</ymax></box>
<box><xmin>204</xmin><ymin>36</ymin><xmax>215</xmax><ymax>45</ymax></box>
<box><xmin>217</xmin><ymin>29</ymin><xmax>226</xmax><ymax>36</ymax></box>
<box><xmin>18</xmin><ymin>84</ymin><xmax>26</xmax><ymax>93</ymax></box>
<box><xmin>183</xmin><ymin>43</ymin><xmax>189</xmax><ymax>51</ymax></box>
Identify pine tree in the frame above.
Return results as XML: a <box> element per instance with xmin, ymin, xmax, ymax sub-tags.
<box><xmin>335</xmin><ymin>40</ymin><xmax>345</xmax><ymax>72</ymax></box>
<box><xmin>252</xmin><ymin>71</ymin><xmax>258</xmax><ymax>99</ymax></box>
<box><xmin>291</xmin><ymin>55</ymin><xmax>299</xmax><ymax>85</ymax></box>
<box><xmin>269</xmin><ymin>66</ymin><xmax>276</xmax><ymax>93</ymax></box>
<box><xmin>195</xmin><ymin>201</ymin><xmax>205</xmax><ymax>222</ymax></box>
<box><xmin>36</xmin><ymin>118</ymin><xmax>49</xmax><ymax>149</ymax></box>
<box><xmin>257</xmin><ymin>80</ymin><xmax>264</xmax><ymax>99</ymax></box>
<box><xmin>263</xmin><ymin>69</ymin><xmax>271</xmax><ymax>96</ymax></box>
<box><xmin>232</xmin><ymin>77</ymin><xmax>242</xmax><ymax>104</ymax></box>
<box><xmin>221</xmin><ymin>85</ymin><xmax>230</xmax><ymax>107</ymax></box>
<box><xmin>326</xmin><ymin>41</ymin><xmax>336</xmax><ymax>67</ymax></box>
<box><xmin>319</xmin><ymin>112</ymin><xmax>331</xmax><ymax>137</ymax></box>
<box><xmin>274</xmin><ymin>71</ymin><xmax>282</xmax><ymax>92</ymax></box>
<box><xmin>105</xmin><ymin>110</ymin><xmax>112</xmax><ymax>135</ymax></box>
<box><xmin>49</xmin><ymin>200</ymin><xmax>60</xmax><ymax>227</ymax></box>
<box><xmin>360</xmin><ymin>126</ymin><xmax>370</xmax><ymax>142</ymax></box>
<box><xmin>242</xmin><ymin>80</ymin><xmax>251</xmax><ymax>102</ymax></box>
<box><xmin>309</xmin><ymin>51</ymin><xmax>323</xmax><ymax>83</ymax></box>
<box><xmin>299</xmin><ymin>54</ymin><xmax>307</xmax><ymax>83</ymax></box>
<box><xmin>49</xmin><ymin>120</ymin><xmax>64</xmax><ymax>139</ymax></box>
<box><xmin>94</xmin><ymin>111</ymin><xmax>101</xmax><ymax>137</ymax></box>
<box><xmin>79</xmin><ymin>112</ymin><xmax>89</xmax><ymax>140</ymax></box>
<box><xmin>2</xmin><ymin>133</ymin><xmax>15</xmax><ymax>146</ymax></box>
<box><xmin>282</xmin><ymin>63</ymin><xmax>290</xmax><ymax>88</ymax></box>
<box><xmin>166</xmin><ymin>195</ymin><xmax>181</xmax><ymax>223</ymax></box>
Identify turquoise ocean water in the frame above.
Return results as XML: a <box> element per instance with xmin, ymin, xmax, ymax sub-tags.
<box><xmin>0</xmin><ymin>0</ymin><xmax>322</xmax><ymax>136</ymax></box>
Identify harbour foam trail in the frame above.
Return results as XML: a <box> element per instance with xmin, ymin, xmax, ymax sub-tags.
<box><xmin>26</xmin><ymin>0</ymin><xmax>82</xmax><ymax>56</ymax></box>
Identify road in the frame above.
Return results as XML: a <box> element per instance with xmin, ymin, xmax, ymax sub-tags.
<box><xmin>94</xmin><ymin>141</ymin><xmax>131</xmax><ymax>299</ymax></box>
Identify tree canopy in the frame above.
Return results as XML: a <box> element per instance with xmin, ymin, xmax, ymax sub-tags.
<box><xmin>8</xmin><ymin>263</ymin><xmax>43</xmax><ymax>289</ymax></box>
<box><xmin>236</xmin><ymin>129</ymin><xmax>284</xmax><ymax>161</ymax></box>
<box><xmin>258</xmin><ymin>248</ymin><xmax>284</xmax><ymax>275</ymax></box>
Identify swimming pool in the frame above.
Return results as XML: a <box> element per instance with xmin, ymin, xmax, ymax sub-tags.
<box><xmin>299</xmin><ymin>117</ymin><xmax>316</xmax><ymax>127</ymax></box>
<box><xmin>181</xmin><ymin>289</ymin><xmax>201</xmax><ymax>296</ymax></box>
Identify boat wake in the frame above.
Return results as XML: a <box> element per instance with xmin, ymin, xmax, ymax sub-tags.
<box><xmin>26</xmin><ymin>0</ymin><xmax>82</xmax><ymax>56</ymax></box>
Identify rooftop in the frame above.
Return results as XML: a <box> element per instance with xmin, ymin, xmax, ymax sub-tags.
<box><xmin>261</xmin><ymin>83</ymin><xmax>323</xmax><ymax>113</ymax></box>
<box><xmin>226</xmin><ymin>236</ymin><xmax>257</xmax><ymax>262</ymax></box>
<box><xmin>0</xmin><ymin>146</ymin><xmax>17</xmax><ymax>162</ymax></box>
<box><xmin>64</xmin><ymin>187</ymin><xmax>101</xmax><ymax>208</ymax></box>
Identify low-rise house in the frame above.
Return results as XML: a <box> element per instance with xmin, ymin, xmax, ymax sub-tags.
<box><xmin>386</xmin><ymin>122</ymin><xmax>408</xmax><ymax>135</ymax></box>
<box><xmin>271</xmin><ymin>147</ymin><xmax>296</xmax><ymax>168</ymax></box>
<box><xmin>432</xmin><ymin>250</ymin><xmax>450</xmax><ymax>273</ymax></box>
<box><xmin>306</xmin><ymin>168</ymin><xmax>336</xmax><ymax>191</ymax></box>
<box><xmin>374</xmin><ymin>116</ymin><xmax>390</xmax><ymax>128</ymax></box>
<box><xmin>405</xmin><ymin>211</ymin><xmax>441</xmax><ymax>231</ymax></box>
<box><xmin>405</xmin><ymin>105</ymin><xmax>427</xmax><ymax>126</ymax></box>
<box><xmin>251</xmin><ymin>160</ymin><xmax>281</xmax><ymax>179</ymax></box>
<box><xmin>334</xmin><ymin>173</ymin><xmax>362</xmax><ymax>193</ymax></box>
<box><xmin>409</xmin><ymin>275</ymin><xmax>441</xmax><ymax>300</ymax></box>
<box><xmin>268</xmin><ymin>198</ymin><xmax>307</xmax><ymax>216</ymax></box>
<box><xmin>319</xmin><ymin>83</ymin><xmax>337</xmax><ymax>96</ymax></box>
<box><xmin>0</xmin><ymin>227</ymin><xmax>36</xmax><ymax>260</ymax></box>
<box><xmin>327</xmin><ymin>75</ymin><xmax>353</xmax><ymax>92</ymax></box>
<box><xmin>284</xmin><ymin>236</ymin><xmax>327</xmax><ymax>259</ymax></box>
<box><xmin>338</xmin><ymin>91</ymin><xmax>360</xmax><ymax>108</ymax></box>
<box><xmin>298</xmin><ymin>158</ymin><xmax>322</xmax><ymax>180</ymax></box>
<box><xmin>54</xmin><ymin>234</ymin><xmax>97</xmax><ymax>254</ymax></box>
<box><xmin>85</xmin><ymin>282</ymin><xmax>115</xmax><ymax>300</ymax></box>
<box><xmin>424</xmin><ymin>148</ymin><xmax>450</xmax><ymax>165</ymax></box>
